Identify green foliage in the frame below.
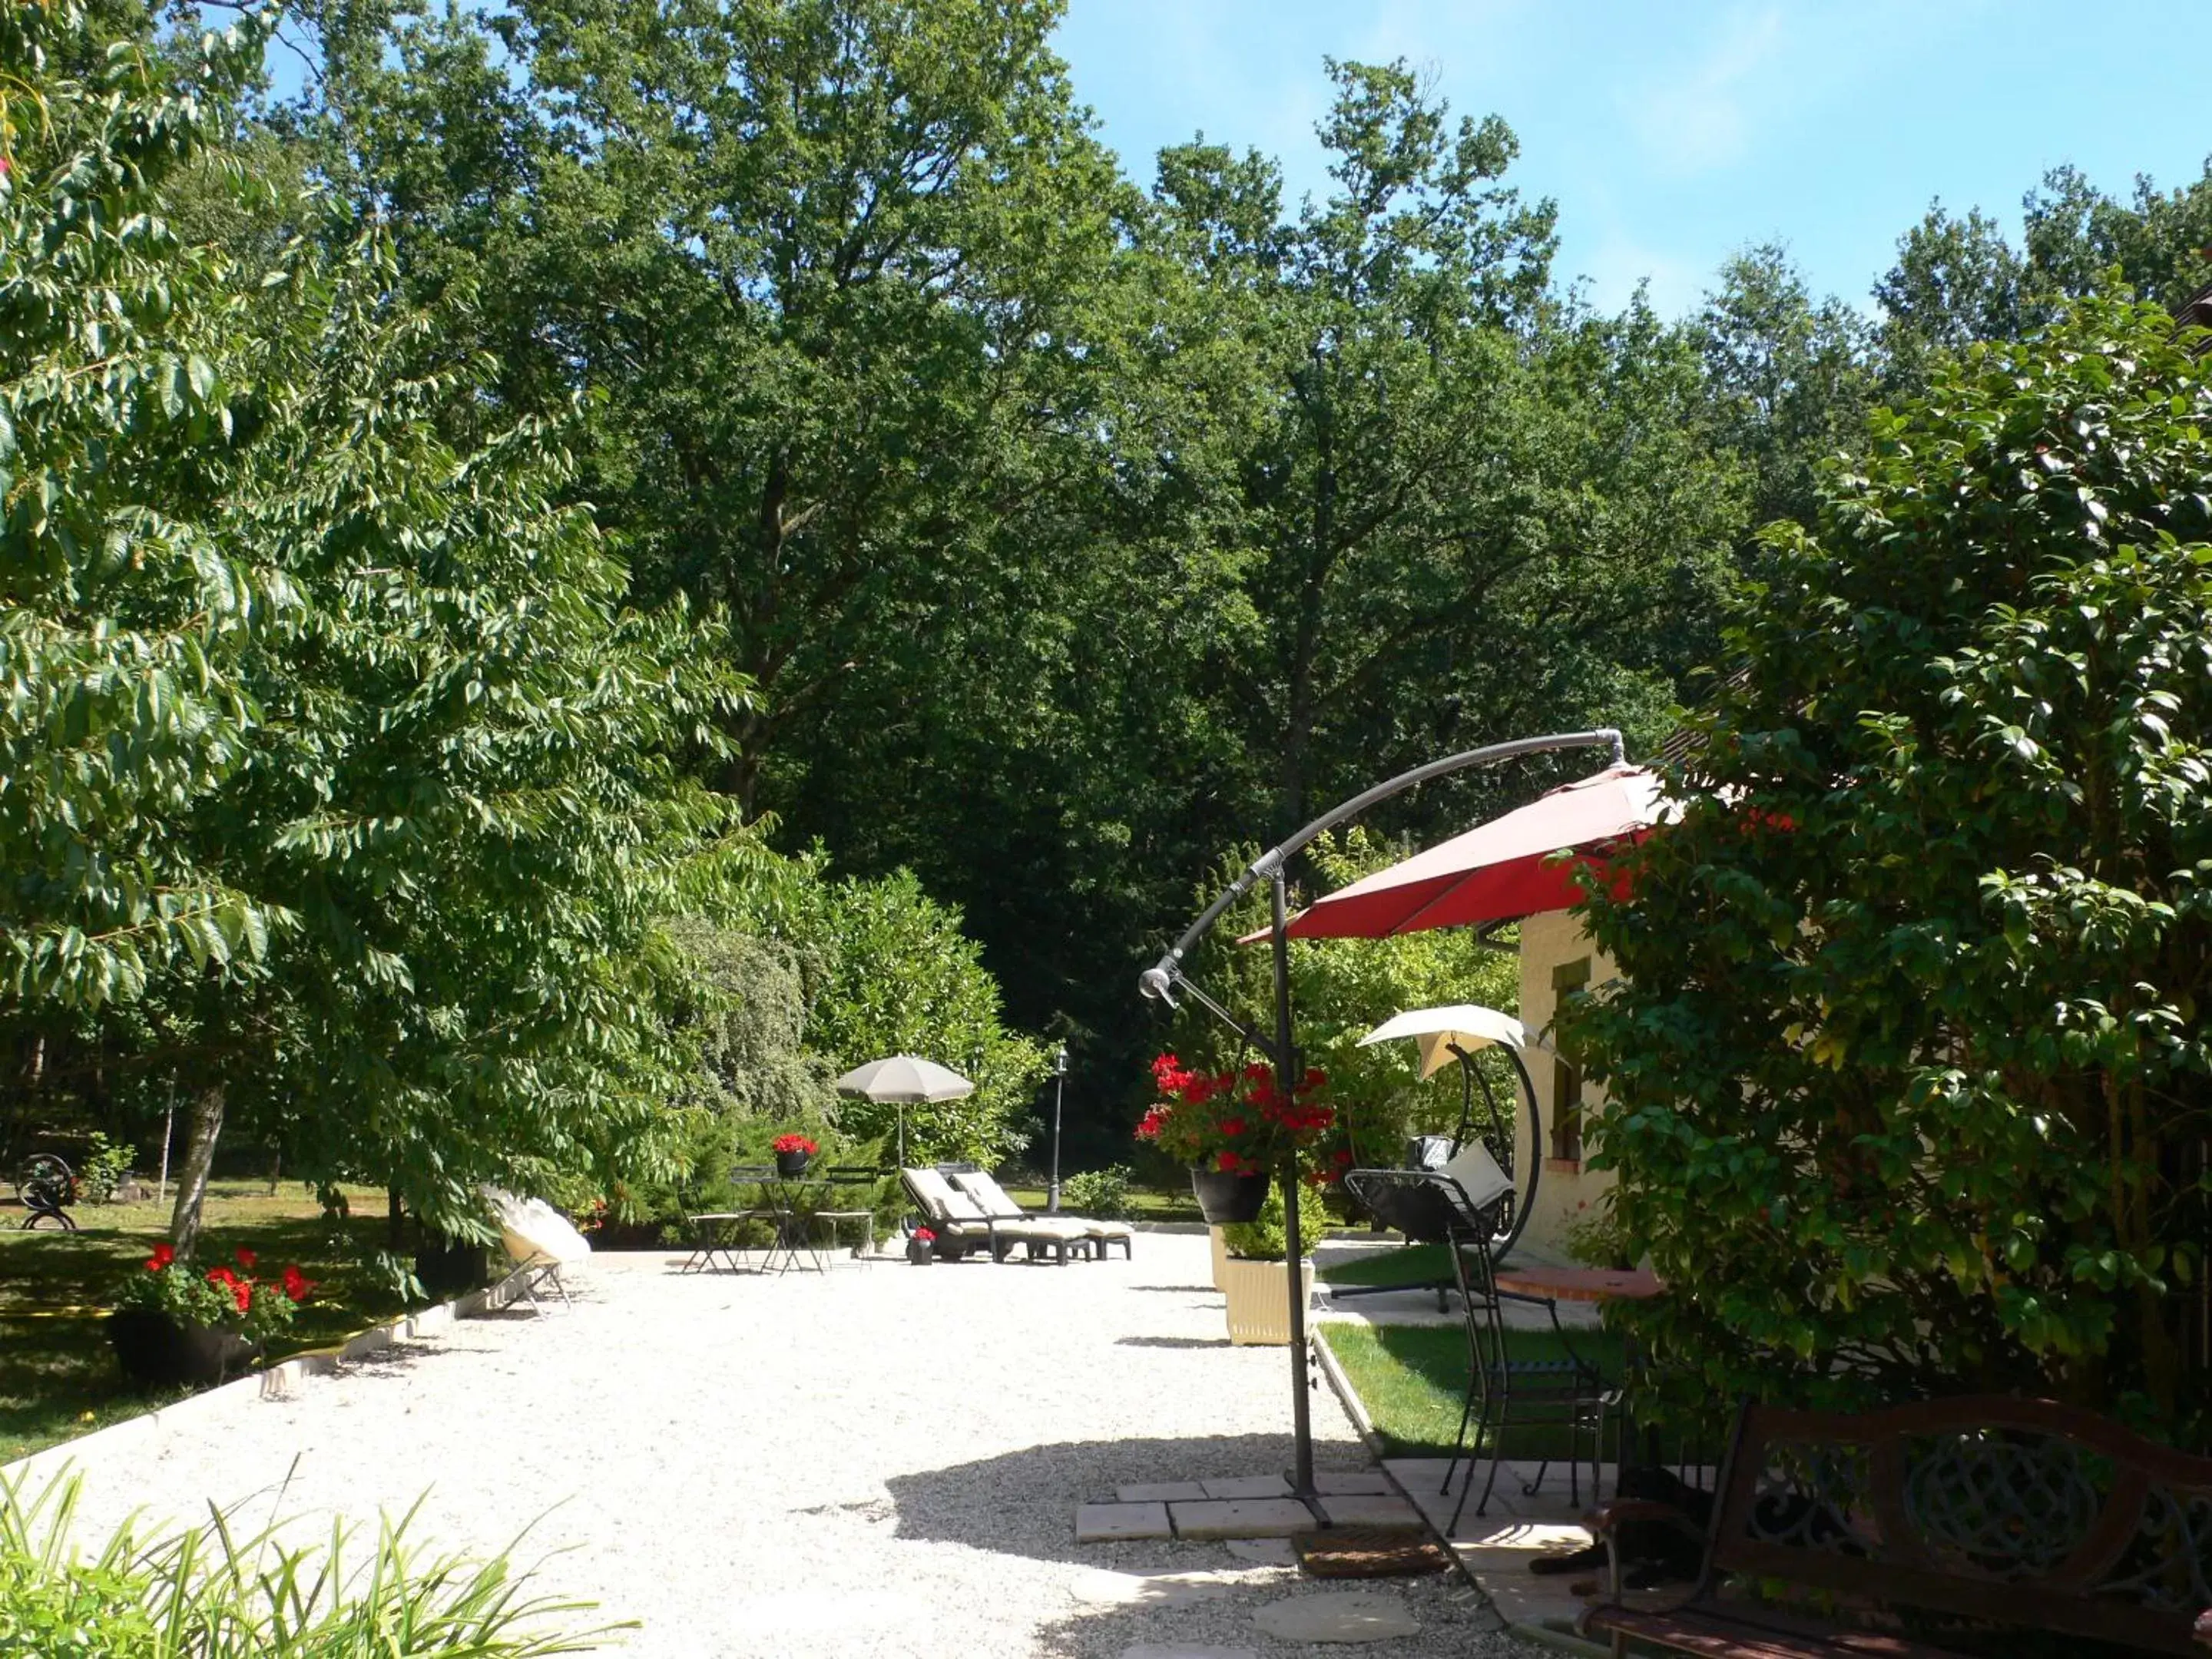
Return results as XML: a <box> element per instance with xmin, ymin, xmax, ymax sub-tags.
<box><xmin>1162</xmin><ymin>830</ymin><xmax>1518</xmax><ymax>1177</ymax></box>
<box><xmin>1568</xmin><ymin>293</ymin><xmax>2212</xmax><ymax>1442</ymax></box>
<box><xmin>76</xmin><ymin>1135</ymin><xmax>132</xmax><ymax>1207</ymax></box>
<box><xmin>0</xmin><ymin>1471</ymin><xmax>622</xmax><ymax>1655</ymax></box>
<box><xmin>1059</xmin><ymin>1165</ymin><xmax>1133</xmax><ymax>1220</ymax></box>
<box><xmin>754</xmin><ymin>864</ymin><xmax>1048</xmax><ymax>1164</ymax></box>
<box><xmin>1221</xmin><ymin>1180</ymin><xmax>1328</xmax><ymax>1262</ymax></box>
<box><xmin>0</xmin><ymin>1</ymin><xmax>773</xmax><ymax>1244</ymax></box>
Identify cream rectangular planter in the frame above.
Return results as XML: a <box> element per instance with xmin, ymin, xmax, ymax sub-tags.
<box><xmin>1220</xmin><ymin>1256</ymin><xmax>1316</xmax><ymax>1346</ymax></box>
<box><xmin>1210</xmin><ymin>1226</ymin><xmax>1229</xmax><ymax>1291</ymax></box>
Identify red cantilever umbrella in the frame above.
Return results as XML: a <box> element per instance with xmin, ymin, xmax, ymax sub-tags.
<box><xmin>1286</xmin><ymin>764</ymin><xmax>1666</xmax><ymax>939</ymax></box>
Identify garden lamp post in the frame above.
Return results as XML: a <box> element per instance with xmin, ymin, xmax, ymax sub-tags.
<box><xmin>1047</xmin><ymin>1045</ymin><xmax>1069</xmax><ymax>1212</ymax></box>
<box><xmin>1139</xmin><ymin>726</ymin><xmax>1625</xmax><ymax>1507</ymax></box>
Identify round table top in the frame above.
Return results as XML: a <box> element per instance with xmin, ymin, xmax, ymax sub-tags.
<box><xmin>1492</xmin><ymin>1264</ymin><xmax>1662</xmax><ymax>1303</ymax></box>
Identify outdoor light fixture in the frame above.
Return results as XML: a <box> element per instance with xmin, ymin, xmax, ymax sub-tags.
<box><xmin>1137</xmin><ymin>726</ymin><xmax>1626</xmax><ymax>1510</ymax></box>
<box><xmin>1047</xmin><ymin>1045</ymin><xmax>1070</xmax><ymax>1213</ymax></box>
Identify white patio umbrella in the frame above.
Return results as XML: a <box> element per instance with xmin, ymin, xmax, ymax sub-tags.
<box><xmin>832</xmin><ymin>1055</ymin><xmax>975</xmax><ymax>1170</ymax></box>
<box><xmin>1356</xmin><ymin>1003</ymin><xmax>1536</xmax><ymax>1078</ymax></box>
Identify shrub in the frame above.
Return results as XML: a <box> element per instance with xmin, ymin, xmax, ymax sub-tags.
<box><xmin>78</xmin><ymin>1134</ymin><xmax>133</xmax><ymax>1207</ymax></box>
<box><xmin>1061</xmin><ymin>1165</ymin><xmax>1134</xmax><ymax>1220</ymax></box>
<box><xmin>1223</xmin><ymin>1181</ymin><xmax>1330</xmax><ymax>1261</ymax></box>
<box><xmin>1568</xmin><ymin>293</ymin><xmax>2212</xmax><ymax>1442</ymax></box>
<box><xmin>0</xmin><ymin>1471</ymin><xmax>621</xmax><ymax>1655</ymax></box>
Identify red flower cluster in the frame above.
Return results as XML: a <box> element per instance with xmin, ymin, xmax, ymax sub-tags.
<box><xmin>207</xmin><ymin>1264</ymin><xmax>253</xmax><ymax>1313</ymax></box>
<box><xmin>912</xmin><ymin>1227</ymin><xmax>935</xmax><ymax>1243</ymax></box>
<box><xmin>1137</xmin><ymin>1051</ymin><xmax>1335</xmax><ymax>1172</ymax></box>
<box><xmin>770</xmin><ymin>1133</ymin><xmax>818</xmax><ymax>1155</ymax></box>
<box><xmin>281</xmin><ymin>1264</ymin><xmax>316</xmax><ymax>1302</ymax></box>
<box><xmin>144</xmin><ymin>1243</ymin><xmax>176</xmax><ymax>1272</ymax></box>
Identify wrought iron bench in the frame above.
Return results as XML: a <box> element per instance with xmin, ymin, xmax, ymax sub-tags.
<box><xmin>1580</xmin><ymin>1394</ymin><xmax>2212</xmax><ymax>1657</ymax></box>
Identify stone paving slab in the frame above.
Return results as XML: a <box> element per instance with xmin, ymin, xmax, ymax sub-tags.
<box><xmin>1169</xmin><ymin>1498</ymin><xmax>1315</xmax><ymax>1539</ymax></box>
<box><xmin>1199</xmin><ymin>1474</ymin><xmax>1291</xmax><ymax>1498</ymax></box>
<box><xmin>1312</xmin><ymin>1469</ymin><xmax>1393</xmax><ymax>1495</ymax></box>
<box><xmin>1117</xmin><ymin>1481</ymin><xmax>1209</xmax><ymax>1502</ymax></box>
<box><xmin>1077</xmin><ymin>1501</ymin><xmax>1174</xmax><ymax>1542</ymax></box>
<box><xmin>1317</xmin><ymin>1492</ymin><xmax>1423</xmax><ymax>1528</ymax></box>
<box><xmin>1223</xmin><ymin>1538</ymin><xmax>1299</xmax><ymax>1566</ymax></box>
<box><xmin>1120</xmin><ymin>1647</ymin><xmax>1260</xmax><ymax>1659</ymax></box>
<box><xmin>1384</xmin><ymin>1455</ymin><xmax>1594</xmax><ymax>1635</ymax></box>
<box><xmin>1253</xmin><ymin>1590</ymin><xmax>1421</xmax><ymax>1643</ymax></box>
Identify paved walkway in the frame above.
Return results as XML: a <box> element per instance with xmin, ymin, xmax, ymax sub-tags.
<box><xmin>45</xmin><ymin>1233</ymin><xmax>1535</xmax><ymax>1658</ymax></box>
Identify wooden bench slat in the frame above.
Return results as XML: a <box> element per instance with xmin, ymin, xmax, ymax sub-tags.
<box><xmin>1584</xmin><ymin>1604</ymin><xmax>1972</xmax><ymax>1659</ymax></box>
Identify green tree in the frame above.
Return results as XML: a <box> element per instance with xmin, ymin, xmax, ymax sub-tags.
<box><xmin>1694</xmin><ymin>243</ymin><xmax>1876</xmax><ymax>545</ymax></box>
<box><xmin>2023</xmin><ymin>161</ymin><xmax>2212</xmax><ymax>315</ymax></box>
<box><xmin>1</xmin><ymin>2</ymin><xmax>766</xmax><ymax>1252</ymax></box>
<box><xmin>750</xmin><ymin>863</ymin><xmax>1048</xmax><ymax>1163</ymax></box>
<box><xmin>1875</xmin><ymin>202</ymin><xmax>2028</xmax><ymax>391</ymax></box>
<box><xmin>1568</xmin><ymin>294</ymin><xmax>2212</xmax><ymax>1441</ymax></box>
<box><xmin>1146</xmin><ymin>62</ymin><xmax>1738</xmax><ymax>836</ymax></box>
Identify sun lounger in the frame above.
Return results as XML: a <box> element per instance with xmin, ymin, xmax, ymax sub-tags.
<box><xmin>945</xmin><ymin>1167</ymin><xmax>1134</xmax><ymax>1260</ymax></box>
<box><xmin>899</xmin><ymin>1167</ymin><xmax>1088</xmax><ymax>1263</ymax></box>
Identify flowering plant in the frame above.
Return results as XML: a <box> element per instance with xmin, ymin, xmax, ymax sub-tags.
<box><xmin>911</xmin><ymin>1227</ymin><xmax>935</xmax><ymax>1244</ymax></box>
<box><xmin>115</xmin><ymin>1244</ymin><xmax>316</xmax><ymax>1344</ymax></box>
<box><xmin>770</xmin><ymin>1134</ymin><xmax>818</xmax><ymax>1156</ymax></box>
<box><xmin>1137</xmin><ymin>1052</ymin><xmax>1336</xmax><ymax>1176</ymax></box>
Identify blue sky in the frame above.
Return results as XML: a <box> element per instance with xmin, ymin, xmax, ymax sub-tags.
<box><xmin>1055</xmin><ymin>1</ymin><xmax>2211</xmax><ymax>319</ymax></box>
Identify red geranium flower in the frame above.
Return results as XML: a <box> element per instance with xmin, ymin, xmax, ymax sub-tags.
<box><xmin>144</xmin><ymin>1243</ymin><xmax>175</xmax><ymax>1272</ymax></box>
<box><xmin>234</xmin><ymin>1248</ymin><xmax>257</xmax><ymax>1270</ymax></box>
<box><xmin>281</xmin><ymin>1265</ymin><xmax>315</xmax><ymax>1303</ymax></box>
<box><xmin>1217</xmin><ymin>1151</ymin><xmax>1243</xmax><ymax>1172</ymax></box>
<box><xmin>770</xmin><ymin>1133</ymin><xmax>818</xmax><ymax>1155</ymax></box>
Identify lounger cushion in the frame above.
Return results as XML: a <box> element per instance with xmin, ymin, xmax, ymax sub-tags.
<box><xmin>951</xmin><ymin>1171</ymin><xmax>1133</xmax><ymax>1243</ymax></box>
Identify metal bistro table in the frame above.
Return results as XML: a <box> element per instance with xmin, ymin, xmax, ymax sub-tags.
<box><xmin>1491</xmin><ymin>1263</ymin><xmax>1663</xmax><ymax>1499</ymax></box>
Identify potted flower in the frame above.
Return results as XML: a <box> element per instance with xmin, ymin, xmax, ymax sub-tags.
<box><xmin>771</xmin><ymin>1133</ymin><xmax>818</xmax><ymax>1178</ymax></box>
<box><xmin>110</xmin><ymin>1245</ymin><xmax>316</xmax><ymax>1388</ymax></box>
<box><xmin>906</xmin><ymin>1226</ymin><xmax>936</xmax><ymax>1265</ymax></box>
<box><xmin>1218</xmin><ymin>1184</ymin><xmax>1326</xmax><ymax>1346</ymax></box>
<box><xmin>1137</xmin><ymin>1052</ymin><xmax>1333</xmax><ymax>1224</ymax></box>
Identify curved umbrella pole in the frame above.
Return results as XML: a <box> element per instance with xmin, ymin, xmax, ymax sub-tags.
<box><xmin>1137</xmin><ymin>727</ymin><xmax>1623</xmax><ymax>1502</ymax></box>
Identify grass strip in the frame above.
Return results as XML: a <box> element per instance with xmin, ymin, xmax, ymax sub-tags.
<box><xmin>1317</xmin><ymin>1241</ymin><xmax>1453</xmax><ymax>1288</ymax></box>
<box><xmin>1317</xmin><ymin>1321</ymin><xmax>1627</xmax><ymax>1458</ymax></box>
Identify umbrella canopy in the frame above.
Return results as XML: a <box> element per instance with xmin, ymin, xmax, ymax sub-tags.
<box><xmin>1358</xmin><ymin>1004</ymin><xmax>1535</xmax><ymax>1080</ymax></box>
<box><xmin>833</xmin><ymin>1055</ymin><xmax>975</xmax><ymax>1171</ymax></box>
<box><xmin>832</xmin><ymin>1055</ymin><xmax>975</xmax><ymax>1103</ymax></box>
<box><xmin>1286</xmin><ymin>764</ymin><xmax>1664</xmax><ymax>939</ymax></box>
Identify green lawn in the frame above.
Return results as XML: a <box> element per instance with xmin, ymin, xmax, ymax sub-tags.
<box><xmin>1319</xmin><ymin>1320</ymin><xmax>1627</xmax><ymax>1458</ymax></box>
<box><xmin>0</xmin><ymin>1181</ymin><xmax>411</xmax><ymax>1464</ymax></box>
<box><xmin>1317</xmin><ymin>1240</ymin><xmax>1453</xmax><ymax>1290</ymax></box>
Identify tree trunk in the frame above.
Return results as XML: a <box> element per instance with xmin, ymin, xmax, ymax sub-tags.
<box><xmin>167</xmin><ymin>1083</ymin><xmax>226</xmax><ymax>1259</ymax></box>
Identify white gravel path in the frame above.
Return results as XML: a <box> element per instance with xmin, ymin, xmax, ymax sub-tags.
<box><xmin>48</xmin><ymin>1233</ymin><xmax>1533</xmax><ymax>1658</ymax></box>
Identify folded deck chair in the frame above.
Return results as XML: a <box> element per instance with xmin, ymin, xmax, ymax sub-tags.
<box><xmin>900</xmin><ymin>1167</ymin><xmax>1088</xmax><ymax>1263</ymax></box>
<box><xmin>482</xmin><ymin>1187</ymin><xmax>592</xmax><ymax>1308</ymax></box>
<box><xmin>946</xmin><ymin>1167</ymin><xmax>1134</xmax><ymax>1260</ymax></box>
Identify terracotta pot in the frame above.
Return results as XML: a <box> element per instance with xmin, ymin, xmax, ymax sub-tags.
<box><xmin>1189</xmin><ymin>1167</ymin><xmax>1268</xmax><ymax>1224</ymax></box>
<box><xmin>108</xmin><ymin>1309</ymin><xmax>257</xmax><ymax>1389</ymax></box>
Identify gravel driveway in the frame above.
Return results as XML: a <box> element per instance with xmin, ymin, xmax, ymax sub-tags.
<box><xmin>51</xmin><ymin>1233</ymin><xmax>1531</xmax><ymax>1658</ymax></box>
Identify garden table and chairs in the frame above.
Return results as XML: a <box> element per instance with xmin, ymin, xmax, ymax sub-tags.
<box><xmin>683</xmin><ymin>1165</ymin><xmax>882</xmax><ymax>1274</ymax></box>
